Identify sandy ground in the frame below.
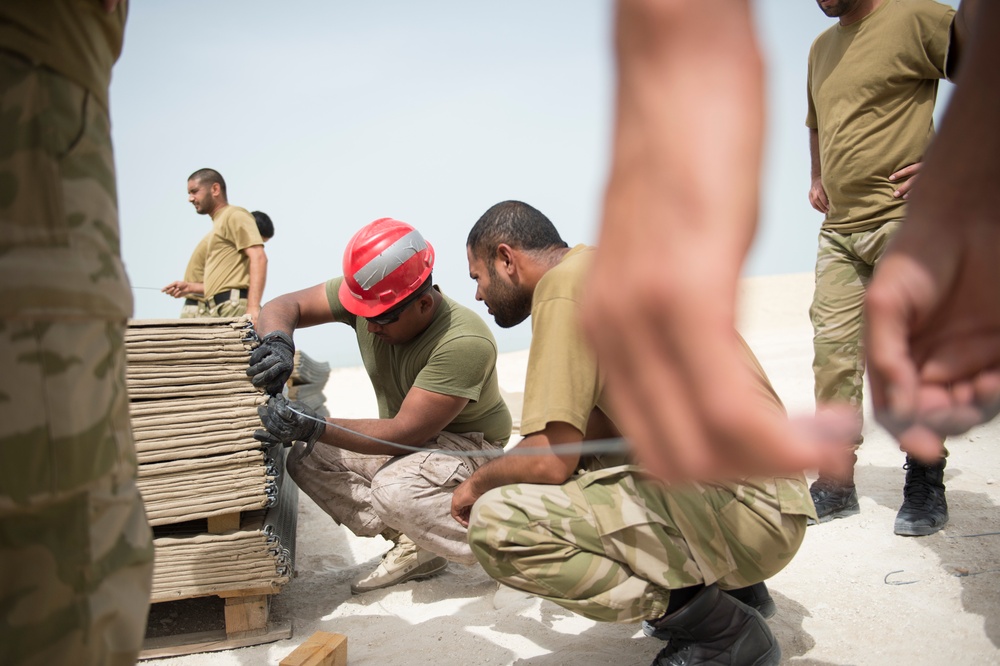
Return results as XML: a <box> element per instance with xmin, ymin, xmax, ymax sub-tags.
<box><xmin>144</xmin><ymin>273</ymin><xmax>1000</xmax><ymax>665</ymax></box>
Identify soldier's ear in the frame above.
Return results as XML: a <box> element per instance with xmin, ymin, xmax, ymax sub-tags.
<box><xmin>497</xmin><ymin>244</ymin><xmax>517</xmax><ymax>276</ymax></box>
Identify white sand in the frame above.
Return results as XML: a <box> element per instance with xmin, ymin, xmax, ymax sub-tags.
<box><xmin>147</xmin><ymin>273</ymin><xmax>1000</xmax><ymax>665</ymax></box>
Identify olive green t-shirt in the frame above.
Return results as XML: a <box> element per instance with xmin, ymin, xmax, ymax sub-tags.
<box><xmin>203</xmin><ymin>205</ymin><xmax>263</xmax><ymax>299</ymax></box>
<box><xmin>806</xmin><ymin>0</ymin><xmax>954</xmax><ymax>233</ymax></box>
<box><xmin>324</xmin><ymin>278</ymin><xmax>512</xmax><ymax>446</ymax></box>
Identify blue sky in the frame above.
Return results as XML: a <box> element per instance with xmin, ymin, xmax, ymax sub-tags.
<box><xmin>111</xmin><ymin>1</ymin><xmax>957</xmax><ymax>367</ymax></box>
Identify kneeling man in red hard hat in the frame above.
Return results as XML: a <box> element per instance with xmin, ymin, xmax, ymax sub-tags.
<box><xmin>249</xmin><ymin>218</ymin><xmax>512</xmax><ymax>593</ymax></box>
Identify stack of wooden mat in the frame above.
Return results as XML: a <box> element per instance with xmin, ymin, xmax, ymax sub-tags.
<box><xmin>125</xmin><ymin>317</ymin><xmax>306</xmax><ymax>600</ymax></box>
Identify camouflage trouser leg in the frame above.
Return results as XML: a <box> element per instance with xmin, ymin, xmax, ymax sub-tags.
<box><xmin>287</xmin><ymin>432</ymin><xmax>501</xmax><ymax>564</ymax></box>
<box><xmin>468</xmin><ymin>466</ymin><xmax>809</xmax><ymax>624</ymax></box>
<box><xmin>286</xmin><ymin>444</ymin><xmax>394</xmax><ymax>538</ymax></box>
<box><xmin>206</xmin><ymin>297</ymin><xmax>247</xmax><ymax>318</ymax></box>
<box><xmin>811</xmin><ymin>222</ymin><xmax>901</xmax><ymax>441</ymax></box>
<box><xmin>178</xmin><ymin>301</ymin><xmax>204</xmax><ymax>318</ymax></box>
<box><xmin>0</xmin><ymin>54</ymin><xmax>153</xmax><ymax>666</ymax></box>
<box><xmin>0</xmin><ymin>320</ymin><xmax>154</xmax><ymax>666</ymax></box>
<box><xmin>370</xmin><ymin>432</ymin><xmax>502</xmax><ymax>564</ymax></box>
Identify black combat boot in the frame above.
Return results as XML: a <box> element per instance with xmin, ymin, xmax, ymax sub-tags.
<box><xmin>808</xmin><ymin>478</ymin><xmax>860</xmax><ymax>524</ymax></box>
<box><xmin>643</xmin><ymin>582</ymin><xmax>776</xmax><ymax>641</ymax></box>
<box><xmin>725</xmin><ymin>582</ymin><xmax>776</xmax><ymax>619</ymax></box>
<box><xmin>894</xmin><ymin>456</ymin><xmax>948</xmax><ymax>536</ymax></box>
<box><xmin>648</xmin><ymin>584</ymin><xmax>781</xmax><ymax>666</ymax></box>
<box><xmin>807</xmin><ymin>447</ymin><xmax>860</xmax><ymax>524</ymax></box>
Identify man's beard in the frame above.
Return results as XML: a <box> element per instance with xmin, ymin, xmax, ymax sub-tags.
<box><xmin>486</xmin><ymin>267</ymin><xmax>532</xmax><ymax>329</ymax></box>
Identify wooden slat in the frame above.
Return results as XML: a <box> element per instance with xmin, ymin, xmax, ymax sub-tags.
<box><xmin>279</xmin><ymin>632</ymin><xmax>348</xmax><ymax>666</ymax></box>
<box><xmin>140</xmin><ymin>621</ymin><xmax>291</xmax><ymax>659</ymax></box>
<box><xmin>208</xmin><ymin>513</ymin><xmax>241</xmax><ymax>534</ymax></box>
<box><xmin>224</xmin><ymin>594</ymin><xmax>269</xmax><ymax>639</ymax></box>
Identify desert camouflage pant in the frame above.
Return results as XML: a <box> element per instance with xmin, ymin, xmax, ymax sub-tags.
<box><xmin>811</xmin><ymin>222</ymin><xmax>900</xmax><ymax>438</ymax></box>
<box><xmin>287</xmin><ymin>431</ymin><xmax>503</xmax><ymax>565</ymax></box>
<box><xmin>468</xmin><ymin>466</ymin><xmax>811</xmax><ymax>624</ymax></box>
<box><xmin>206</xmin><ymin>296</ymin><xmax>247</xmax><ymax>318</ymax></box>
<box><xmin>0</xmin><ymin>54</ymin><xmax>154</xmax><ymax>665</ymax></box>
<box><xmin>179</xmin><ymin>300</ymin><xmax>206</xmax><ymax>318</ymax></box>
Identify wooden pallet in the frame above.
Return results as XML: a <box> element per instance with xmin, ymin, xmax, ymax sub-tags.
<box><xmin>141</xmin><ymin>589</ymin><xmax>291</xmax><ymax>659</ymax></box>
<box><xmin>140</xmin><ymin>511</ymin><xmax>293</xmax><ymax>659</ymax></box>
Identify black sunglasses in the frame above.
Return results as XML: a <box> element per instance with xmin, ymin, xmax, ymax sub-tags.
<box><xmin>365</xmin><ymin>287</ymin><xmax>429</xmax><ymax>326</ymax></box>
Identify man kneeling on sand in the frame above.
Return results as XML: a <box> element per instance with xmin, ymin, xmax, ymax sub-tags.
<box><xmin>250</xmin><ymin>218</ymin><xmax>511</xmax><ymax>593</ymax></box>
<box><xmin>452</xmin><ymin>201</ymin><xmax>815</xmax><ymax>666</ymax></box>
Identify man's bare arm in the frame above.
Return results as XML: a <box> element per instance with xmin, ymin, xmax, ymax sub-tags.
<box><xmin>867</xmin><ymin>0</ymin><xmax>1000</xmax><ymax>461</ymax></box>
<box><xmin>808</xmin><ymin>128</ymin><xmax>829</xmax><ymax>213</ymax></box>
<box><xmin>318</xmin><ymin>387</ymin><xmax>470</xmax><ymax>456</ymax></box>
<box><xmin>451</xmin><ymin>422</ymin><xmax>583</xmax><ymax>527</ymax></box>
<box><xmin>244</xmin><ymin>244</ymin><xmax>267</xmax><ymax>320</ymax></box>
<box><xmin>255</xmin><ymin>283</ymin><xmax>335</xmax><ymax>336</ymax></box>
<box><xmin>162</xmin><ymin>280</ymin><xmax>204</xmax><ymax>298</ymax></box>
<box><xmin>581</xmin><ymin>0</ymin><xmax>825</xmax><ymax>481</ymax></box>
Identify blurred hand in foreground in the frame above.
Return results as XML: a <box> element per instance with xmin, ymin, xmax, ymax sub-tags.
<box><xmin>867</xmin><ymin>2</ymin><xmax>1000</xmax><ymax>462</ymax></box>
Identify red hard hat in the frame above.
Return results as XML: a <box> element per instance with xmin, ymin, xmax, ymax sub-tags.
<box><xmin>338</xmin><ymin>218</ymin><xmax>435</xmax><ymax>317</ymax></box>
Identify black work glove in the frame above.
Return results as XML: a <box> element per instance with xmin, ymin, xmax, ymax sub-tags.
<box><xmin>254</xmin><ymin>394</ymin><xmax>326</xmax><ymax>447</ymax></box>
<box><xmin>247</xmin><ymin>330</ymin><xmax>295</xmax><ymax>395</ymax></box>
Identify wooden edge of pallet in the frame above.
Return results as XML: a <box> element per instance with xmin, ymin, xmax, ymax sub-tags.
<box><xmin>139</xmin><ymin>620</ymin><xmax>292</xmax><ymax>660</ymax></box>
<box><xmin>150</xmin><ymin>583</ymin><xmax>284</xmax><ymax>604</ymax></box>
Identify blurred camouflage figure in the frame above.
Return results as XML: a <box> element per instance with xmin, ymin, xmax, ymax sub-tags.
<box><xmin>456</xmin><ymin>201</ymin><xmax>814</xmax><ymax>666</ymax></box>
<box><xmin>0</xmin><ymin>2</ymin><xmax>154</xmax><ymax>665</ymax></box>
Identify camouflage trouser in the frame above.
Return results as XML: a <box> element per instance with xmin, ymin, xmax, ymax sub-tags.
<box><xmin>179</xmin><ymin>300</ymin><xmax>206</xmax><ymax>318</ymax></box>
<box><xmin>287</xmin><ymin>432</ymin><xmax>503</xmax><ymax>564</ymax></box>
<box><xmin>0</xmin><ymin>54</ymin><xmax>154</xmax><ymax>665</ymax></box>
<box><xmin>811</xmin><ymin>222</ymin><xmax>900</xmax><ymax>439</ymax></box>
<box><xmin>468</xmin><ymin>466</ymin><xmax>811</xmax><ymax>624</ymax></box>
<box><xmin>205</xmin><ymin>292</ymin><xmax>247</xmax><ymax>318</ymax></box>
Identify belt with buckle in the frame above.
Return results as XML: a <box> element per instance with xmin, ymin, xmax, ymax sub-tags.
<box><xmin>212</xmin><ymin>288</ymin><xmax>249</xmax><ymax>306</ymax></box>
<box><xmin>183</xmin><ymin>298</ymin><xmax>200</xmax><ymax>306</ymax></box>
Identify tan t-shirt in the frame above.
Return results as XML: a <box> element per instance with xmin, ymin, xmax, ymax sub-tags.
<box><xmin>203</xmin><ymin>205</ymin><xmax>263</xmax><ymax>299</ymax></box>
<box><xmin>806</xmin><ymin>0</ymin><xmax>954</xmax><ymax>233</ymax></box>
<box><xmin>183</xmin><ymin>232</ymin><xmax>211</xmax><ymax>286</ymax></box>
<box><xmin>522</xmin><ymin>245</ymin><xmax>787</xmax><ymax>470</ymax></box>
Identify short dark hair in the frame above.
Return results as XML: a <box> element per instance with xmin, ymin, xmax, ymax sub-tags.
<box><xmin>467</xmin><ymin>200</ymin><xmax>568</xmax><ymax>260</ymax></box>
<box><xmin>188</xmin><ymin>168</ymin><xmax>227</xmax><ymax>196</ymax></box>
<box><xmin>252</xmin><ymin>211</ymin><xmax>274</xmax><ymax>239</ymax></box>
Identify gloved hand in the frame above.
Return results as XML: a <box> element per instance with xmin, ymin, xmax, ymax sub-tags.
<box><xmin>247</xmin><ymin>330</ymin><xmax>295</xmax><ymax>395</ymax></box>
<box><xmin>254</xmin><ymin>394</ymin><xmax>327</xmax><ymax>448</ymax></box>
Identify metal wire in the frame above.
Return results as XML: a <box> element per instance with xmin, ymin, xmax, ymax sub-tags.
<box><xmin>285</xmin><ymin>405</ymin><xmax>633</xmax><ymax>459</ymax></box>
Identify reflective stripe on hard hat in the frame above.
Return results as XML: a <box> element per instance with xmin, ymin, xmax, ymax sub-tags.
<box><xmin>353</xmin><ymin>229</ymin><xmax>429</xmax><ymax>291</ymax></box>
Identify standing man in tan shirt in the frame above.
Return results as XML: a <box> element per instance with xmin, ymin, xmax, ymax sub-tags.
<box><xmin>804</xmin><ymin>0</ymin><xmax>962</xmax><ymax>536</ymax></box>
<box><xmin>164</xmin><ymin>209</ymin><xmax>275</xmax><ymax>318</ymax></box>
<box><xmin>181</xmin><ymin>168</ymin><xmax>267</xmax><ymax>320</ymax></box>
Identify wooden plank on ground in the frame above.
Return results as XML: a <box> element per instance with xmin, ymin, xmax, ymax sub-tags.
<box><xmin>279</xmin><ymin>631</ymin><xmax>348</xmax><ymax>666</ymax></box>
